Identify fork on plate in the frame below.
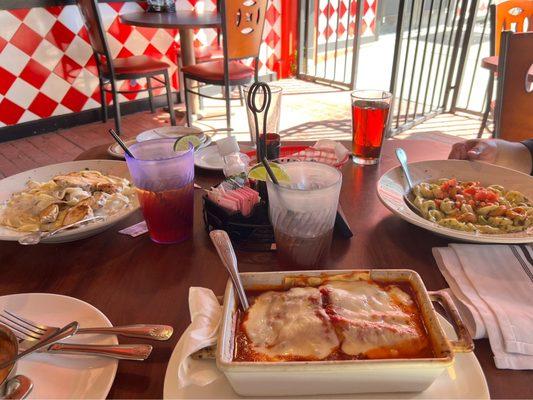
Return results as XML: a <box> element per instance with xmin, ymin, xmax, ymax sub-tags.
<box><xmin>0</xmin><ymin>310</ymin><xmax>159</xmax><ymax>361</ymax></box>
<box><xmin>0</xmin><ymin>309</ymin><xmax>173</xmax><ymax>340</ymax></box>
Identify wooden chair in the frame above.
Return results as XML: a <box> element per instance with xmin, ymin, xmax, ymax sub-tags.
<box><xmin>181</xmin><ymin>0</ymin><xmax>268</xmax><ymax>132</ymax></box>
<box><xmin>478</xmin><ymin>0</ymin><xmax>533</xmax><ymax>137</ymax></box>
<box><xmin>494</xmin><ymin>31</ymin><xmax>533</xmax><ymax>141</ymax></box>
<box><xmin>77</xmin><ymin>0</ymin><xmax>176</xmax><ymax>134</ymax></box>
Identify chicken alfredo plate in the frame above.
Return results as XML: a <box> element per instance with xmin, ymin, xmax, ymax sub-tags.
<box><xmin>0</xmin><ymin>170</ymin><xmax>136</xmax><ymax>233</ymax></box>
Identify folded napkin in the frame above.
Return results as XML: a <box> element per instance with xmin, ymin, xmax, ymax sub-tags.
<box><xmin>433</xmin><ymin>244</ymin><xmax>533</xmax><ymax>369</ymax></box>
<box><xmin>175</xmin><ymin>287</ymin><xmax>223</xmax><ymax>388</ymax></box>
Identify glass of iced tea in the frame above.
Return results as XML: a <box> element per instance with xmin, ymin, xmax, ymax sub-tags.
<box><xmin>266</xmin><ymin>162</ymin><xmax>342</xmax><ymax>267</ymax></box>
<box><xmin>125</xmin><ymin>138</ymin><xmax>194</xmax><ymax>244</ymax></box>
<box><xmin>351</xmin><ymin>90</ymin><xmax>392</xmax><ymax>165</ymax></box>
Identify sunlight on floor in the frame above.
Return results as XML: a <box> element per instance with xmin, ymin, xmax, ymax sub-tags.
<box><xmin>190</xmin><ymin>79</ymin><xmax>485</xmax><ymax>145</ymax></box>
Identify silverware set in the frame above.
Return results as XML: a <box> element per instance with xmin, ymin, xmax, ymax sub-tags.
<box><xmin>0</xmin><ymin>309</ymin><xmax>173</xmax><ymax>361</ymax></box>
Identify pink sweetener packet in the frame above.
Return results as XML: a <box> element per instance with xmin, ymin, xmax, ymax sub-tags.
<box><xmin>241</xmin><ymin>186</ymin><xmax>260</xmax><ymax>205</ymax></box>
<box><xmin>236</xmin><ymin>188</ymin><xmax>252</xmax><ymax>216</ymax></box>
<box><xmin>224</xmin><ymin>191</ymin><xmax>244</xmax><ymax>213</ymax></box>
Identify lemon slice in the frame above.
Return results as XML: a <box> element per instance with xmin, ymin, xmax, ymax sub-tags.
<box><xmin>174</xmin><ymin>135</ymin><xmax>202</xmax><ymax>151</ymax></box>
<box><xmin>248</xmin><ymin>162</ymin><xmax>290</xmax><ymax>182</ymax></box>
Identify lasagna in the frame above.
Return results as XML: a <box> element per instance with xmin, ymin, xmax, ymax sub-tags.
<box><xmin>234</xmin><ymin>275</ymin><xmax>433</xmax><ymax>361</ymax></box>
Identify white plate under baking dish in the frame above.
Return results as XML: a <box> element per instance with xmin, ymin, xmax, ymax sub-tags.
<box><xmin>0</xmin><ymin>293</ymin><xmax>118</xmax><ymax>399</ymax></box>
<box><xmin>377</xmin><ymin>159</ymin><xmax>533</xmax><ymax>244</ymax></box>
<box><xmin>0</xmin><ymin>160</ymin><xmax>139</xmax><ymax>243</ymax></box>
<box><xmin>162</xmin><ymin>313</ymin><xmax>489</xmax><ymax>399</ymax></box>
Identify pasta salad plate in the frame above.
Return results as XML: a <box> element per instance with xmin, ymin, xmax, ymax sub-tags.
<box><xmin>0</xmin><ymin>160</ymin><xmax>139</xmax><ymax>243</ymax></box>
<box><xmin>377</xmin><ymin>160</ymin><xmax>533</xmax><ymax>244</ymax></box>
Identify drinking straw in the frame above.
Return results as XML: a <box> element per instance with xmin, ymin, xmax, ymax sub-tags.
<box><xmin>262</xmin><ymin>157</ymin><xmax>279</xmax><ymax>185</ymax></box>
<box><xmin>108</xmin><ymin>129</ymin><xmax>134</xmax><ymax>158</ymax></box>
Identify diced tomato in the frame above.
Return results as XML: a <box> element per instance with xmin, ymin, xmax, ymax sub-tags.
<box><xmin>464</xmin><ymin>187</ymin><xmax>477</xmax><ymax>196</ymax></box>
<box><xmin>440</xmin><ymin>178</ymin><xmax>457</xmax><ymax>192</ymax></box>
<box><xmin>435</xmin><ymin>199</ymin><xmax>442</xmax><ymax>207</ymax></box>
<box><xmin>474</xmin><ymin>190</ymin><xmax>498</xmax><ymax>203</ymax></box>
<box><xmin>468</xmin><ymin>199</ymin><xmax>476</xmax><ymax>207</ymax></box>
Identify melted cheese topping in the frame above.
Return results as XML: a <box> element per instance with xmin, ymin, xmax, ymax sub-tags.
<box><xmin>322</xmin><ymin>281</ymin><xmax>421</xmax><ymax>357</ymax></box>
<box><xmin>242</xmin><ymin>287</ymin><xmax>340</xmax><ymax>360</ymax></box>
<box><xmin>237</xmin><ymin>280</ymin><xmax>432</xmax><ymax>361</ymax></box>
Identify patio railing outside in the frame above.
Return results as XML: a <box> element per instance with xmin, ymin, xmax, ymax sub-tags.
<box><xmin>297</xmin><ymin>0</ymin><xmax>493</xmax><ymax>135</ymax></box>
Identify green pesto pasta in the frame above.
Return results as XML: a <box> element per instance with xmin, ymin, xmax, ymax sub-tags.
<box><xmin>413</xmin><ymin>178</ymin><xmax>532</xmax><ymax>234</ymax></box>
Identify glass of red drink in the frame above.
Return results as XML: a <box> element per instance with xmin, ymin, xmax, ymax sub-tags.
<box><xmin>351</xmin><ymin>90</ymin><xmax>392</xmax><ymax>165</ymax></box>
<box><xmin>125</xmin><ymin>138</ymin><xmax>194</xmax><ymax>244</ymax></box>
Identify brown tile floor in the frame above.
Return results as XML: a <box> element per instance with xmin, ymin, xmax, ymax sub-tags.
<box><xmin>0</xmin><ymin>79</ymin><xmax>489</xmax><ymax>178</ymax></box>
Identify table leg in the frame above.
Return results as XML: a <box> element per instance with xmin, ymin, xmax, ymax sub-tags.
<box><xmin>179</xmin><ymin>28</ymin><xmax>199</xmax><ymax>116</ymax></box>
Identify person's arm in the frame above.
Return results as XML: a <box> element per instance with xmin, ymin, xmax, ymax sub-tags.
<box><xmin>521</xmin><ymin>139</ymin><xmax>533</xmax><ymax>175</ymax></box>
<box><xmin>449</xmin><ymin>139</ymin><xmax>533</xmax><ymax>175</ymax></box>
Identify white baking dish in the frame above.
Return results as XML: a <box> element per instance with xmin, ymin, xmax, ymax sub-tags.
<box><xmin>216</xmin><ymin>269</ymin><xmax>473</xmax><ymax>397</ymax></box>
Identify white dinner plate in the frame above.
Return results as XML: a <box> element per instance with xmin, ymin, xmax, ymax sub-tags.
<box><xmin>0</xmin><ymin>293</ymin><xmax>118</xmax><ymax>399</ymax></box>
<box><xmin>107</xmin><ymin>139</ymin><xmax>137</xmax><ymax>159</ymax></box>
<box><xmin>0</xmin><ymin>160</ymin><xmax>139</xmax><ymax>243</ymax></box>
<box><xmin>136</xmin><ymin>126</ymin><xmax>205</xmax><ymax>143</ymax></box>
<box><xmin>194</xmin><ymin>146</ymin><xmax>250</xmax><ymax>171</ymax></box>
<box><xmin>377</xmin><ymin>159</ymin><xmax>533</xmax><ymax>244</ymax></box>
<box><xmin>163</xmin><ymin>313</ymin><xmax>489</xmax><ymax>399</ymax></box>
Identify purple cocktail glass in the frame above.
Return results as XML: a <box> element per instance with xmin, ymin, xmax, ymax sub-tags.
<box><xmin>125</xmin><ymin>138</ymin><xmax>194</xmax><ymax>244</ymax></box>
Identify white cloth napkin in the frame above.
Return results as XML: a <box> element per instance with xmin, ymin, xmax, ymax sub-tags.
<box><xmin>175</xmin><ymin>287</ymin><xmax>223</xmax><ymax>388</ymax></box>
<box><xmin>433</xmin><ymin>244</ymin><xmax>533</xmax><ymax>370</ymax></box>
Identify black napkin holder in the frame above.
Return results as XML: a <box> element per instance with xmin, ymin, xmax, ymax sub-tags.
<box><xmin>202</xmin><ymin>196</ymin><xmax>274</xmax><ymax>250</ymax></box>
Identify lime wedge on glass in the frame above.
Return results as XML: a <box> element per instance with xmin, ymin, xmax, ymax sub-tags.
<box><xmin>174</xmin><ymin>135</ymin><xmax>202</xmax><ymax>151</ymax></box>
<box><xmin>248</xmin><ymin>162</ymin><xmax>290</xmax><ymax>182</ymax></box>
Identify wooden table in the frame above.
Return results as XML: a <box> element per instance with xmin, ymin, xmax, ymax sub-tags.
<box><xmin>120</xmin><ymin>10</ymin><xmax>221</xmax><ymax>115</ymax></box>
<box><xmin>0</xmin><ymin>139</ymin><xmax>531</xmax><ymax>398</ymax></box>
<box><xmin>482</xmin><ymin>55</ymin><xmax>533</xmax><ymax>82</ymax></box>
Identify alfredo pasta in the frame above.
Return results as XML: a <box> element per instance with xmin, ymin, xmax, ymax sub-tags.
<box><xmin>0</xmin><ymin>170</ymin><xmax>135</xmax><ymax>233</ymax></box>
<box><xmin>413</xmin><ymin>178</ymin><xmax>533</xmax><ymax>234</ymax></box>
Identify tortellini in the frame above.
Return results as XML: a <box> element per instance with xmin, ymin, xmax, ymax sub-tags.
<box><xmin>412</xmin><ymin>179</ymin><xmax>532</xmax><ymax>234</ymax></box>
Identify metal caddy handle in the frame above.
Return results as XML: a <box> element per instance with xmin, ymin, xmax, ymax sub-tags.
<box><xmin>429</xmin><ymin>290</ymin><xmax>474</xmax><ymax>353</ymax></box>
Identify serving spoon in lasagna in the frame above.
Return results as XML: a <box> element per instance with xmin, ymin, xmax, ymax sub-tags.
<box><xmin>209</xmin><ymin>230</ymin><xmax>250</xmax><ymax>310</ymax></box>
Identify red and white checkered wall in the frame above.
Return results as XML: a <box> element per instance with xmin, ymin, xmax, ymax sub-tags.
<box><xmin>316</xmin><ymin>0</ymin><xmax>378</xmax><ymax>47</ymax></box>
<box><xmin>0</xmin><ymin>0</ymin><xmax>282</xmax><ymax>128</ymax></box>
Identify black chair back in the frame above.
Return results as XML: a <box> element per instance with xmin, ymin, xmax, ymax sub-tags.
<box><xmin>77</xmin><ymin>0</ymin><xmax>114</xmax><ymax>77</ymax></box>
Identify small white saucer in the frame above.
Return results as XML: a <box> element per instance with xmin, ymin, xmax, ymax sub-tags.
<box><xmin>136</xmin><ymin>126</ymin><xmax>205</xmax><ymax>143</ymax></box>
<box><xmin>0</xmin><ymin>293</ymin><xmax>118</xmax><ymax>399</ymax></box>
<box><xmin>107</xmin><ymin>139</ymin><xmax>137</xmax><ymax>159</ymax></box>
<box><xmin>194</xmin><ymin>146</ymin><xmax>249</xmax><ymax>171</ymax></box>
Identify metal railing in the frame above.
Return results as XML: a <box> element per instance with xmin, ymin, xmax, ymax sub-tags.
<box><xmin>452</xmin><ymin>0</ymin><xmax>492</xmax><ymax>115</ymax></box>
<box><xmin>297</xmin><ymin>0</ymin><xmax>491</xmax><ymax>134</ymax></box>
<box><xmin>388</xmin><ymin>0</ymin><xmax>482</xmax><ymax>134</ymax></box>
<box><xmin>297</xmin><ymin>0</ymin><xmax>376</xmax><ymax>88</ymax></box>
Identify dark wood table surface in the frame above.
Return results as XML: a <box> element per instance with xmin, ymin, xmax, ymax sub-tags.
<box><xmin>0</xmin><ymin>139</ymin><xmax>531</xmax><ymax>399</ymax></box>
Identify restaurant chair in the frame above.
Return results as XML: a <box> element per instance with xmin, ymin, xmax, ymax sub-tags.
<box><xmin>478</xmin><ymin>0</ymin><xmax>533</xmax><ymax>137</ymax></box>
<box><xmin>180</xmin><ymin>0</ymin><xmax>268</xmax><ymax>131</ymax></box>
<box><xmin>77</xmin><ymin>0</ymin><xmax>177</xmax><ymax>134</ymax></box>
<box><xmin>176</xmin><ymin>46</ymin><xmax>222</xmax><ymax>107</ymax></box>
<box><xmin>493</xmin><ymin>31</ymin><xmax>533</xmax><ymax>141</ymax></box>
